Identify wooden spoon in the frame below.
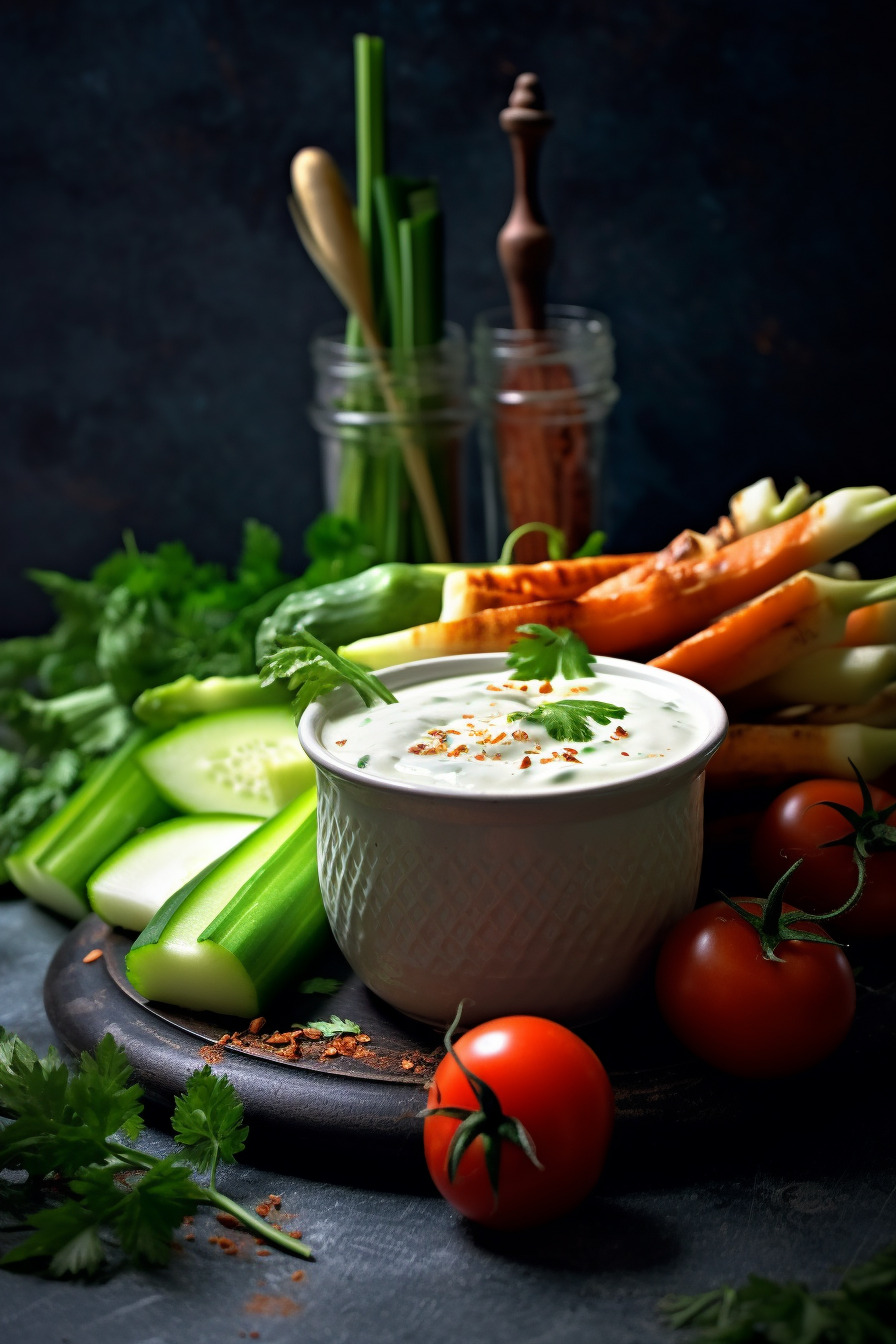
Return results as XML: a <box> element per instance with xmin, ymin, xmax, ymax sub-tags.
<box><xmin>288</xmin><ymin>148</ymin><xmax>451</xmax><ymax>562</ymax></box>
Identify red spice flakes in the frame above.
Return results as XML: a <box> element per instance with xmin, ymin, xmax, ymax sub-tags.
<box><xmin>611</xmin><ymin>725</ymin><xmax>629</xmax><ymax>739</ymax></box>
<box><xmin>248</xmin><ymin>1016</ymin><xmax>266</xmax><ymax>1035</ymax></box>
<box><xmin>217</xmin><ymin>1213</ymin><xmax>243</xmax><ymax>1230</ymax></box>
<box><xmin>184</xmin><ymin>1233</ymin><xmax>195</xmax><ymax>1242</ymax></box>
<box><xmin>245</xmin><ymin>1294</ymin><xmax>301</xmax><ymax>1319</ymax></box>
<box><xmin>335</xmin><ymin>738</ymin><xmax>347</xmax><ymax>746</ymax></box>
<box><xmin>216</xmin><ymin>1034</ymin><xmax>231</xmax><ymax>1045</ymax></box>
<box><xmin>265</xmin><ymin>1032</ymin><xmax>293</xmax><ymax>1046</ymax></box>
<box><xmin>474</xmin><ymin>753</ymin><xmax>486</xmax><ymax>761</ymax></box>
<box><xmin>447</xmin><ymin>744</ymin><xmax>468</xmax><ymax>758</ymax></box>
<box><xmin>407</xmin><ymin>742</ymin><xmax>426</xmax><ymax>754</ymax></box>
<box><xmin>519</xmin><ymin>755</ymin><xmax>531</xmax><ymax>770</ymax></box>
<box><xmin>462</xmin><ymin>713</ymin><xmax>474</xmax><ymax>719</ymax></box>
<box><xmin>511</xmin><ymin>729</ymin><xmax>528</xmax><ymax>741</ymax></box>
<box><xmin>540</xmin><ymin>758</ymin><xmax>553</xmax><ymax>765</ymax></box>
<box><xmin>82</xmin><ymin>948</ymin><xmax>103</xmax><ymax>964</ymax></box>
<box><xmin>288</xmin><ymin>1230</ymin><xmax>304</xmax><ymax>1240</ymax></box>
<box><xmin>538</xmin><ymin>681</ymin><xmax>553</xmax><ymax>694</ymax></box>
<box><xmin>257</xmin><ymin>1249</ymin><xmax>271</xmax><ymax>1257</ymax></box>
<box><xmin>489</xmin><ymin>731</ymin><xmax>506</xmax><ymax>744</ymax></box>
<box><xmin>255</xmin><ymin>1203</ymin><xmax>271</xmax><ymax>1217</ymax></box>
<box><xmin>621</xmin><ymin>751</ymin><xmax>630</xmax><ymax>756</ymax></box>
<box><xmin>268</xmin><ymin>1195</ymin><xmax>282</xmax><ymax>1209</ymax></box>
<box><xmin>291</xmin><ymin>1269</ymin><xmax>305</xmax><ymax>1282</ymax></box>
<box><xmin>199</xmin><ymin>1044</ymin><xmax>225</xmax><ymax>1065</ymax></box>
<box><xmin>486</xmin><ymin>684</ymin><xmax>502</xmax><ymax>692</ymax></box>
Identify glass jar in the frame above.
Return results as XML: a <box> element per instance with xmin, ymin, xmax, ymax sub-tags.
<box><xmin>309</xmin><ymin>322</ymin><xmax>473</xmax><ymax>564</ymax></box>
<box><xmin>473</xmin><ymin>304</ymin><xmax>619</xmax><ymax>563</ymax></box>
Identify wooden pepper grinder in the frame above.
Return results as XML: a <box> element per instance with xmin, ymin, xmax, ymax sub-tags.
<box><xmin>497</xmin><ymin>72</ymin><xmax>555</xmax><ymax>332</ymax></box>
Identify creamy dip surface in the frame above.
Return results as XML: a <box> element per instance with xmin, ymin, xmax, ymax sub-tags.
<box><xmin>320</xmin><ymin>670</ymin><xmax>705</xmax><ymax>794</ymax></box>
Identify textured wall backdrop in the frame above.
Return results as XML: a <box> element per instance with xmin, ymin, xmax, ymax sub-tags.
<box><xmin>1</xmin><ymin>0</ymin><xmax>891</xmax><ymax>633</ymax></box>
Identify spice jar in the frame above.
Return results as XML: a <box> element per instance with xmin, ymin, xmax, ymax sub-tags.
<box><xmin>309</xmin><ymin>322</ymin><xmax>473</xmax><ymax>563</ymax></box>
<box><xmin>473</xmin><ymin>304</ymin><xmax>619</xmax><ymax>562</ymax></box>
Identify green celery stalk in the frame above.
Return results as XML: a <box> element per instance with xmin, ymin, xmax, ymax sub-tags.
<box><xmin>373</xmin><ymin>176</ymin><xmax>407</xmax><ymax>350</ymax></box>
<box><xmin>348</xmin><ymin>32</ymin><xmax>385</xmax><ymax>347</ymax></box>
<box><xmin>126</xmin><ymin>788</ymin><xmax>328</xmax><ymax>1018</ymax></box>
<box><xmin>6</xmin><ymin>728</ymin><xmax>170</xmax><ymax>920</ymax></box>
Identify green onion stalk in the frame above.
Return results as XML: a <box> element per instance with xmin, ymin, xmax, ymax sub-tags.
<box><xmin>333</xmin><ymin>33</ymin><xmax>462</xmax><ymax>565</ymax></box>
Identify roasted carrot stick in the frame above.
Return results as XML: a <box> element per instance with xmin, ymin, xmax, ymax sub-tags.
<box><xmin>439</xmin><ymin>553</ymin><xmax>652</xmax><ymax>621</ymax></box>
<box><xmin>706</xmin><ymin>722</ymin><xmax>896</xmax><ymax>788</ymax></box>
<box><xmin>650</xmin><ymin>573</ymin><xmax>896</xmax><ymax>697</ymax></box>
<box><xmin>342</xmin><ymin>489</ymin><xmax>896</xmax><ymax>670</ymax></box>
<box><xmin>842</xmin><ymin>599</ymin><xmax>896</xmax><ymax>647</ymax></box>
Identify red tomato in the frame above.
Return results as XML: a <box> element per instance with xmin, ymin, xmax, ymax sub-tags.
<box><xmin>655</xmin><ymin>900</ymin><xmax>856</xmax><ymax>1077</ymax></box>
<box><xmin>752</xmin><ymin>779</ymin><xmax>896</xmax><ymax>937</ymax></box>
<box><xmin>422</xmin><ymin>1016</ymin><xmax>614</xmax><ymax>1229</ymax></box>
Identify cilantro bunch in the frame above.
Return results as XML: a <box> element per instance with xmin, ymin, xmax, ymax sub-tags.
<box><xmin>0</xmin><ymin>1028</ymin><xmax>312</xmax><ymax>1276</ymax></box>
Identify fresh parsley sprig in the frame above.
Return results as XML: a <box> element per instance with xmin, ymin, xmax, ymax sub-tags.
<box><xmin>660</xmin><ymin>1240</ymin><xmax>896</xmax><ymax>1341</ymax></box>
<box><xmin>0</xmin><ymin>1028</ymin><xmax>312</xmax><ymax>1276</ymax></box>
<box><xmin>506</xmin><ymin>624</ymin><xmax>595</xmax><ymax>683</ymax></box>
<box><xmin>507</xmin><ymin>700</ymin><xmax>629</xmax><ymax>744</ymax></box>
<box><xmin>259</xmin><ymin>626</ymin><xmax>395</xmax><ymax>720</ymax></box>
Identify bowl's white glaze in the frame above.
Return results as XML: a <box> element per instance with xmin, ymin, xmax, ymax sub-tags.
<box><xmin>299</xmin><ymin>654</ymin><xmax>728</xmax><ymax>1025</ymax></box>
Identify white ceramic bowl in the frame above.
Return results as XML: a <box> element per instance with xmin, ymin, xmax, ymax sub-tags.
<box><xmin>299</xmin><ymin>654</ymin><xmax>727</xmax><ymax>1025</ymax></box>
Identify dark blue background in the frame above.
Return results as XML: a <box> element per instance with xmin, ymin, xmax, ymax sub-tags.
<box><xmin>1</xmin><ymin>0</ymin><xmax>892</xmax><ymax>634</ymax></box>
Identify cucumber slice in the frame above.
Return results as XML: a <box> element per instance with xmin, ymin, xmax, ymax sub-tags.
<box><xmin>126</xmin><ymin>788</ymin><xmax>328</xmax><ymax>1017</ymax></box>
<box><xmin>6</xmin><ymin>729</ymin><xmax>170</xmax><ymax>920</ymax></box>
<box><xmin>137</xmin><ymin>707</ymin><xmax>313</xmax><ymax>817</ymax></box>
<box><xmin>87</xmin><ymin>814</ymin><xmax>263</xmax><ymax>932</ymax></box>
<box><xmin>133</xmin><ymin>674</ymin><xmax>290</xmax><ymax>729</ymax></box>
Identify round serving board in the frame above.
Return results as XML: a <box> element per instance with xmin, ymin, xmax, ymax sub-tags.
<box><xmin>44</xmin><ymin>907</ymin><xmax>895</xmax><ymax>1180</ymax></box>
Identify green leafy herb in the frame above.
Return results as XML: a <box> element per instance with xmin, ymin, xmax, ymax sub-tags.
<box><xmin>507</xmin><ymin>700</ymin><xmax>629</xmax><ymax>744</ymax></box>
<box><xmin>259</xmin><ymin>627</ymin><xmax>396</xmax><ymax>719</ymax></box>
<box><xmin>507</xmin><ymin>625</ymin><xmax>595</xmax><ymax>683</ymax></box>
<box><xmin>298</xmin><ymin>977</ymin><xmax>343</xmax><ymax>996</ymax></box>
<box><xmin>572</xmin><ymin>530</ymin><xmax>606</xmax><ymax>559</ymax></box>
<box><xmin>303</xmin><ymin>1016</ymin><xmax>361</xmax><ymax>1039</ymax></box>
<box><xmin>660</xmin><ymin>1239</ymin><xmax>896</xmax><ymax>1342</ymax></box>
<box><xmin>0</xmin><ymin>1028</ymin><xmax>313</xmax><ymax>1275</ymax></box>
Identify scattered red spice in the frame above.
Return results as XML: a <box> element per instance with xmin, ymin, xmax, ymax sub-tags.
<box><xmin>335</xmin><ymin>738</ymin><xmax>347</xmax><ymax>746</ymax></box>
<box><xmin>474</xmin><ymin>753</ymin><xmax>486</xmax><ymax>761</ymax></box>
<box><xmin>520</xmin><ymin>756</ymin><xmax>531</xmax><ymax>770</ymax></box>
<box><xmin>462</xmin><ymin>713</ymin><xmax>474</xmax><ymax>719</ymax></box>
<box><xmin>199</xmin><ymin>1044</ymin><xmax>225</xmax><ymax>1065</ymax></box>
<box><xmin>511</xmin><ymin>729</ymin><xmax>528</xmax><ymax>741</ymax></box>
<box><xmin>621</xmin><ymin>751</ymin><xmax>630</xmax><ymax>756</ymax></box>
<box><xmin>538</xmin><ymin>681</ymin><xmax>553</xmax><ymax>694</ymax></box>
<box><xmin>257</xmin><ymin>1249</ymin><xmax>271</xmax><ymax>1257</ymax></box>
<box><xmin>244</xmin><ymin>1294</ymin><xmax>301</xmax><ymax>1318</ymax></box>
<box><xmin>248</xmin><ymin>1016</ymin><xmax>266</xmax><ymax>1035</ymax></box>
<box><xmin>486</xmin><ymin>684</ymin><xmax>502</xmax><ymax>692</ymax></box>
<box><xmin>255</xmin><ymin>1204</ymin><xmax>271</xmax><ymax>1217</ymax></box>
<box><xmin>82</xmin><ymin>948</ymin><xmax>103</xmax><ymax>964</ymax></box>
<box><xmin>217</xmin><ymin>1213</ymin><xmax>242</xmax><ymax>1230</ymax></box>
<box><xmin>291</xmin><ymin>1269</ymin><xmax>305</xmax><ymax>1282</ymax></box>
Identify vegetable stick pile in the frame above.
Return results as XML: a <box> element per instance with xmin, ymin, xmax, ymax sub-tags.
<box><xmin>340</xmin><ymin>479</ymin><xmax>896</xmax><ymax>788</ymax></box>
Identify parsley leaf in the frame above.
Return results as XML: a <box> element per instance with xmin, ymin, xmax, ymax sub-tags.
<box><xmin>507</xmin><ymin>699</ymin><xmax>629</xmax><ymax>744</ymax></box>
<box><xmin>259</xmin><ymin>626</ymin><xmax>396</xmax><ymax>719</ymax></box>
<box><xmin>302</xmin><ymin>1016</ymin><xmax>361</xmax><ymax>1038</ymax></box>
<box><xmin>507</xmin><ymin>625</ymin><xmax>595</xmax><ymax>682</ymax></box>
<box><xmin>171</xmin><ymin>1067</ymin><xmax>248</xmax><ymax>1178</ymax></box>
<box><xmin>299</xmin><ymin>977</ymin><xmax>343</xmax><ymax>995</ymax></box>
<box><xmin>0</xmin><ymin>1027</ymin><xmax>313</xmax><ymax>1274</ymax></box>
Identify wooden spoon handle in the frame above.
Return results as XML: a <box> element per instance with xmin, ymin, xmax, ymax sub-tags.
<box><xmin>497</xmin><ymin>73</ymin><xmax>555</xmax><ymax>332</ymax></box>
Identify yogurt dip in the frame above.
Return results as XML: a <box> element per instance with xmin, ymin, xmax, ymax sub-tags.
<box><xmin>299</xmin><ymin>653</ymin><xmax>728</xmax><ymax>1025</ymax></box>
<box><xmin>320</xmin><ymin>670</ymin><xmax>703</xmax><ymax>794</ymax></box>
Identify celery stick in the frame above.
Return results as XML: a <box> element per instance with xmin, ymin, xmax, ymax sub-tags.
<box><xmin>349</xmin><ymin>32</ymin><xmax>385</xmax><ymax>347</ymax></box>
<box><xmin>126</xmin><ymin>789</ymin><xmax>327</xmax><ymax>1017</ymax></box>
<box><xmin>88</xmin><ymin>814</ymin><xmax>263</xmax><ymax>932</ymax></box>
<box><xmin>133</xmin><ymin>674</ymin><xmax>290</xmax><ymax>729</ymax></box>
<box><xmin>373</xmin><ymin>176</ymin><xmax>407</xmax><ymax>348</ymax></box>
<box><xmin>739</xmin><ymin>645</ymin><xmax>896</xmax><ymax>709</ymax></box>
<box><xmin>6</xmin><ymin>729</ymin><xmax>170</xmax><ymax>920</ymax></box>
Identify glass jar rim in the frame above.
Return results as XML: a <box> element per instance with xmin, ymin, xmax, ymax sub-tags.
<box><xmin>311</xmin><ymin>318</ymin><xmax>467</xmax><ymax>361</ymax></box>
<box><xmin>473</xmin><ymin>303</ymin><xmax>612</xmax><ymax>342</ymax></box>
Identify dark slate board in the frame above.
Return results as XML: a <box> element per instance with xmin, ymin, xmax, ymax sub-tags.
<box><xmin>43</xmin><ymin>909</ymin><xmax>896</xmax><ymax>1182</ymax></box>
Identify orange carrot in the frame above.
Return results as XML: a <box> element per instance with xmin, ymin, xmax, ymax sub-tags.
<box><xmin>650</xmin><ymin>573</ymin><xmax>896</xmax><ymax>697</ymax></box>
<box><xmin>439</xmin><ymin>553</ymin><xmax>652</xmax><ymax>620</ymax></box>
<box><xmin>583</xmin><ymin>486</ymin><xmax>896</xmax><ymax>607</ymax></box>
<box><xmin>842</xmin><ymin>599</ymin><xmax>896</xmax><ymax>647</ymax></box>
<box><xmin>342</xmin><ymin>488</ymin><xmax>896</xmax><ymax>670</ymax></box>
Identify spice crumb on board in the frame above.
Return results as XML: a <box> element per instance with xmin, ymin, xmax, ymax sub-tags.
<box><xmin>195</xmin><ymin>1018</ymin><xmax>441</xmax><ymax>1080</ymax></box>
<box><xmin>82</xmin><ymin>948</ymin><xmax>103</xmax><ymax>964</ymax></box>
<box><xmin>199</xmin><ymin>1044</ymin><xmax>226</xmax><ymax>1065</ymax></box>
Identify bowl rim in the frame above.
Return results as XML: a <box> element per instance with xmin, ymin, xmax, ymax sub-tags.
<box><xmin>298</xmin><ymin>653</ymin><xmax>728</xmax><ymax>808</ymax></box>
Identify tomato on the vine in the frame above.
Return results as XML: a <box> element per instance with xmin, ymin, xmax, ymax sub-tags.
<box><xmin>753</xmin><ymin>776</ymin><xmax>896</xmax><ymax>937</ymax></box>
<box><xmin>421</xmin><ymin>1014</ymin><xmax>614</xmax><ymax>1229</ymax></box>
<box><xmin>655</xmin><ymin>896</ymin><xmax>856</xmax><ymax>1077</ymax></box>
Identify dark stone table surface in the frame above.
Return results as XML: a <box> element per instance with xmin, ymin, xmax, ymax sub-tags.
<box><xmin>2</xmin><ymin>891</ymin><xmax>894</xmax><ymax>1344</ymax></box>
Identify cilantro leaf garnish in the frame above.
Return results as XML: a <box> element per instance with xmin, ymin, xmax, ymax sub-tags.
<box><xmin>170</xmin><ymin>1066</ymin><xmax>248</xmax><ymax>1181</ymax></box>
<box><xmin>259</xmin><ymin>626</ymin><xmax>395</xmax><ymax>720</ymax></box>
<box><xmin>0</xmin><ymin>1026</ymin><xmax>313</xmax><ymax>1274</ymax></box>
<box><xmin>299</xmin><ymin>977</ymin><xmax>343</xmax><ymax>995</ymax></box>
<box><xmin>507</xmin><ymin>625</ymin><xmax>595</xmax><ymax>683</ymax></box>
<box><xmin>304</xmin><ymin>1016</ymin><xmax>361</xmax><ymax>1038</ymax></box>
<box><xmin>507</xmin><ymin>699</ymin><xmax>629</xmax><ymax>744</ymax></box>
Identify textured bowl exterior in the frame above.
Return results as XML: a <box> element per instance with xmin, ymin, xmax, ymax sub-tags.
<box><xmin>300</xmin><ymin>654</ymin><xmax>727</xmax><ymax>1025</ymax></box>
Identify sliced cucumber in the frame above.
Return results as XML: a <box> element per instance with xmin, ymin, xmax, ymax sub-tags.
<box><xmin>126</xmin><ymin>788</ymin><xmax>328</xmax><ymax>1017</ymax></box>
<box><xmin>6</xmin><ymin>729</ymin><xmax>170</xmax><ymax>920</ymax></box>
<box><xmin>133</xmin><ymin>674</ymin><xmax>290</xmax><ymax>729</ymax></box>
<box><xmin>137</xmin><ymin>707</ymin><xmax>314</xmax><ymax>817</ymax></box>
<box><xmin>87</xmin><ymin>814</ymin><xmax>263</xmax><ymax>932</ymax></box>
